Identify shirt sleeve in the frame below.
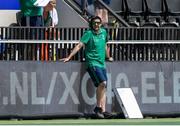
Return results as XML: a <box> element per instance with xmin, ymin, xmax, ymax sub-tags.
<box><xmin>103</xmin><ymin>28</ymin><xmax>108</xmax><ymax>43</ymax></box>
<box><xmin>80</xmin><ymin>30</ymin><xmax>91</xmax><ymax>44</ymax></box>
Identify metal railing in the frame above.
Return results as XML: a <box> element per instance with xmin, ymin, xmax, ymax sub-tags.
<box><xmin>1</xmin><ymin>27</ymin><xmax>180</xmax><ymax>40</ymax></box>
<box><xmin>0</xmin><ymin>27</ymin><xmax>180</xmax><ymax>61</ymax></box>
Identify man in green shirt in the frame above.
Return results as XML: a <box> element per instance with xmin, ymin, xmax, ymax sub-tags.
<box><xmin>20</xmin><ymin>0</ymin><xmax>43</xmax><ymax>26</ymax></box>
<box><xmin>61</xmin><ymin>16</ymin><xmax>113</xmax><ymax>119</ymax></box>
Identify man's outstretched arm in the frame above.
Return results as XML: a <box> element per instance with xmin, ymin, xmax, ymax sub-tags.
<box><xmin>61</xmin><ymin>42</ymin><xmax>84</xmax><ymax>62</ymax></box>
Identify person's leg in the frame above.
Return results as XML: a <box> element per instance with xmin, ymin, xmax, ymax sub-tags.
<box><xmin>96</xmin><ymin>81</ymin><xmax>106</xmax><ymax>112</ymax></box>
<box><xmin>29</xmin><ymin>16</ymin><xmax>44</xmax><ymax>60</ymax></box>
<box><xmin>102</xmin><ymin>8</ymin><xmax>108</xmax><ymax>26</ymax></box>
<box><xmin>87</xmin><ymin>66</ymin><xmax>107</xmax><ymax>118</ymax></box>
<box><xmin>95</xmin><ymin>8</ymin><xmax>103</xmax><ymax>20</ymax></box>
<box><xmin>101</xmin><ymin>86</ymin><xmax>106</xmax><ymax>112</ymax></box>
<box><xmin>30</xmin><ymin>16</ymin><xmax>43</xmax><ymax>26</ymax></box>
<box><xmin>95</xmin><ymin>8</ymin><xmax>108</xmax><ymax>26</ymax></box>
<box><xmin>81</xmin><ymin>0</ymin><xmax>87</xmax><ymax>15</ymax></box>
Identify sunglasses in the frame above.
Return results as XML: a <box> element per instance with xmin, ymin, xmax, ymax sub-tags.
<box><xmin>92</xmin><ymin>21</ymin><xmax>101</xmax><ymax>25</ymax></box>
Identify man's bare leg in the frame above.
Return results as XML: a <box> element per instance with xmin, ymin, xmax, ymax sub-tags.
<box><xmin>96</xmin><ymin>82</ymin><xmax>106</xmax><ymax>112</ymax></box>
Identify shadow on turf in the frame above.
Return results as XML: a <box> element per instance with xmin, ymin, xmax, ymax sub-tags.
<box><xmin>84</xmin><ymin>113</ymin><xmax>125</xmax><ymax>119</ymax></box>
<box><xmin>0</xmin><ymin>113</ymin><xmax>125</xmax><ymax>120</ymax></box>
<box><xmin>1</xmin><ymin>113</ymin><xmax>180</xmax><ymax>120</ymax></box>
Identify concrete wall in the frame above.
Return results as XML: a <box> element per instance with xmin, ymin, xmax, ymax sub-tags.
<box><xmin>56</xmin><ymin>0</ymin><xmax>88</xmax><ymax>27</ymax></box>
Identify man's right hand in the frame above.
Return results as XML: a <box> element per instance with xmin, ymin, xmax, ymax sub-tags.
<box><xmin>60</xmin><ymin>57</ymin><xmax>70</xmax><ymax>63</ymax></box>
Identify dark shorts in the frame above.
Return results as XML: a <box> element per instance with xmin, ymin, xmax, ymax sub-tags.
<box><xmin>87</xmin><ymin>66</ymin><xmax>107</xmax><ymax>87</ymax></box>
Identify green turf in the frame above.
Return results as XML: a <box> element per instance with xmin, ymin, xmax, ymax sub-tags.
<box><xmin>0</xmin><ymin>118</ymin><xmax>179</xmax><ymax>125</ymax></box>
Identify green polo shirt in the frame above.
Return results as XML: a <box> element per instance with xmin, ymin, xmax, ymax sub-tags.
<box><xmin>20</xmin><ymin>0</ymin><xmax>43</xmax><ymax>16</ymax></box>
<box><xmin>80</xmin><ymin>28</ymin><xmax>108</xmax><ymax>68</ymax></box>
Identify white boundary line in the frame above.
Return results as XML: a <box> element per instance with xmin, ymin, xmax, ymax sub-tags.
<box><xmin>1</xmin><ymin>40</ymin><xmax>180</xmax><ymax>44</ymax></box>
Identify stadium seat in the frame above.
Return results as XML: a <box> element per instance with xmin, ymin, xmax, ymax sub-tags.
<box><xmin>164</xmin><ymin>0</ymin><xmax>180</xmax><ymax>25</ymax></box>
<box><xmin>143</xmin><ymin>0</ymin><xmax>164</xmax><ymax>26</ymax></box>
<box><xmin>144</xmin><ymin>0</ymin><xmax>164</xmax><ymax>17</ymax></box>
<box><xmin>124</xmin><ymin>0</ymin><xmax>145</xmax><ymax>27</ymax></box>
<box><xmin>109</xmin><ymin>0</ymin><xmax>125</xmax><ymax>17</ymax></box>
<box><xmin>124</xmin><ymin>0</ymin><xmax>144</xmax><ymax>16</ymax></box>
<box><xmin>164</xmin><ymin>0</ymin><xmax>180</xmax><ymax>16</ymax></box>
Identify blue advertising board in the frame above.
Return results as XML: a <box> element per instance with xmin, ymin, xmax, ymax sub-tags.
<box><xmin>0</xmin><ymin>0</ymin><xmax>20</xmax><ymax>10</ymax></box>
